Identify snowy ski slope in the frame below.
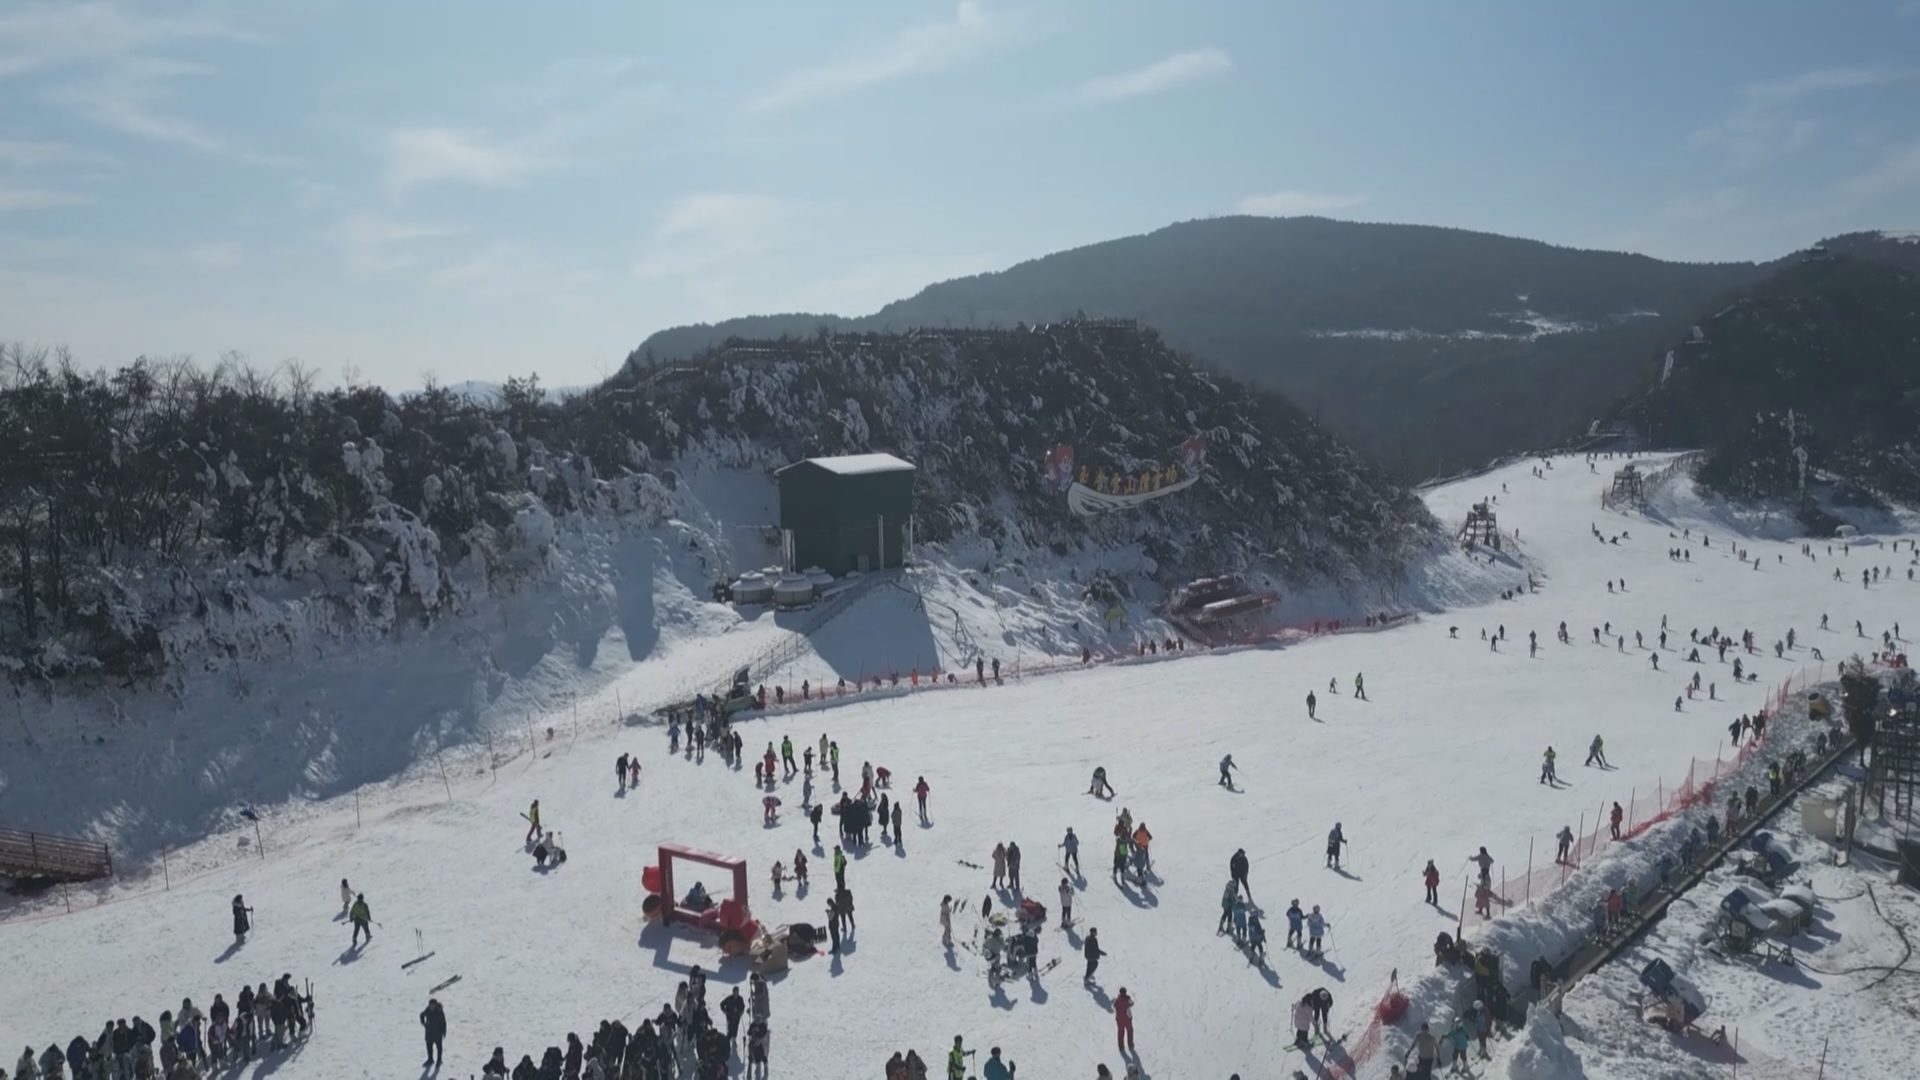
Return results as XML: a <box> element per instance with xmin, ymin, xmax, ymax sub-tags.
<box><xmin>3</xmin><ymin>453</ymin><xmax>1914</xmax><ymax>1079</ymax></box>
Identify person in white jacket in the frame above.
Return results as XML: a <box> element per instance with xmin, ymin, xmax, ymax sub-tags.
<box><xmin>340</xmin><ymin>879</ymin><xmax>353</xmax><ymax>916</ymax></box>
<box><xmin>1291</xmin><ymin>997</ymin><xmax>1315</xmax><ymax>1050</ymax></box>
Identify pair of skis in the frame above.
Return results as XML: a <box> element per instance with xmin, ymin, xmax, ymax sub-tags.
<box><xmin>401</xmin><ymin>929</ymin><xmax>461</xmax><ymax>994</ymax></box>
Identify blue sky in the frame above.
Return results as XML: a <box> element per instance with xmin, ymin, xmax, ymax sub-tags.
<box><xmin>2</xmin><ymin>0</ymin><xmax>1917</xmax><ymax>389</ymax></box>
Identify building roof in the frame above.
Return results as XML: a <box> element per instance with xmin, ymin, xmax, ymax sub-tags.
<box><xmin>781</xmin><ymin>453</ymin><xmax>916</xmax><ymax>477</ymax></box>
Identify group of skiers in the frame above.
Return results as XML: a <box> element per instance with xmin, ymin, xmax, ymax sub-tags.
<box><xmin>479</xmin><ymin>971</ymin><xmax>772</xmax><ymax>1080</ymax></box>
<box><xmin>11</xmin><ymin>975</ymin><xmax>312</xmax><ymax>1080</ymax></box>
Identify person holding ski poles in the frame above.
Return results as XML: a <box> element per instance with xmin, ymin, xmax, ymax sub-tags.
<box><xmin>349</xmin><ymin>894</ymin><xmax>373</xmax><ymax>947</ymax></box>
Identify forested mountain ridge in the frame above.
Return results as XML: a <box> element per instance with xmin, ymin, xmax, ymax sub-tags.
<box><xmin>1618</xmin><ymin>232</ymin><xmax>1920</xmax><ymax>508</ymax></box>
<box><xmin>632</xmin><ymin>216</ymin><xmax>1773</xmax><ymax>475</ymax></box>
<box><xmin>0</xmin><ymin>321</ymin><xmax>1435</xmax><ymax>687</ymax></box>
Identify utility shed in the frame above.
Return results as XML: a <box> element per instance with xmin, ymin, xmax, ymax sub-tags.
<box><xmin>775</xmin><ymin>453</ymin><xmax>916</xmax><ymax>575</ymax></box>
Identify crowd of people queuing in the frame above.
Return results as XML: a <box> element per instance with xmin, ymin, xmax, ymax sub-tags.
<box><xmin>475</xmin><ymin>970</ymin><xmax>772</xmax><ymax>1080</ymax></box>
<box><xmin>8</xmin><ymin>974</ymin><xmax>312</xmax><ymax>1080</ymax></box>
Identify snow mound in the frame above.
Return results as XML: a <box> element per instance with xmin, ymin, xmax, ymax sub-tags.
<box><xmin>1507</xmin><ymin>1007</ymin><xmax>1586</xmax><ymax>1080</ymax></box>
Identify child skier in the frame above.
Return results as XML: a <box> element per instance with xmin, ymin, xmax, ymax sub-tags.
<box><xmin>1305</xmin><ymin>905</ymin><xmax>1328</xmax><ymax>955</ymax></box>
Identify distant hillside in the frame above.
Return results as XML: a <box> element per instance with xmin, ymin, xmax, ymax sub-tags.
<box><xmin>1620</xmin><ymin>232</ymin><xmax>1920</xmax><ymax>507</ymax></box>
<box><xmin>631</xmin><ymin>217</ymin><xmax>1771</xmax><ymax>475</ymax></box>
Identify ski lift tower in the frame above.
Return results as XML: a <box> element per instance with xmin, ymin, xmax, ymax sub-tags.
<box><xmin>1458</xmin><ymin>501</ymin><xmax>1502</xmax><ymax>551</ymax></box>
<box><xmin>1610</xmin><ymin>464</ymin><xmax>1645</xmax><ymax>507</ymax></box>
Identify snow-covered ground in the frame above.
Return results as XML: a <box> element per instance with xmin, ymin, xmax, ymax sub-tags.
<box><xmin>4</xmin><ymin>452</ymin><xmax>1916</xmax><ymax>1079</ymax></box>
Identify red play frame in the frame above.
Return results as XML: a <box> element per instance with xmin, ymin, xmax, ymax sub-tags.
<box><xmin>657</xmin><ymin>843</ymin><xmax>751</xmax><ymax>931</ymax></box>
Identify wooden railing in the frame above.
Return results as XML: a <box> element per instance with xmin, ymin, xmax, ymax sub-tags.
<box><xmin>0</xmin><ymin>826</ymin><xmax>113</xmax><ymax>882</ymax></box>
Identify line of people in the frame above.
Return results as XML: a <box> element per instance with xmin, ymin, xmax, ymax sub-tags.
<box><xmin>477</xmin><ymin>971</ymin><xmax>772</xmax><ymax>1080</ymax></box>
<box><xmin>11</xmin><ymin>974</ymin><xmax>312</xmax><ymax>1080</ymax></box>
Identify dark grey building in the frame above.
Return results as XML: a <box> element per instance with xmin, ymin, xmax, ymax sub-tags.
<box><xmin>775</xmin><ymin>453</ymin><xmax>915</xmax><ymax>575</ymax></box>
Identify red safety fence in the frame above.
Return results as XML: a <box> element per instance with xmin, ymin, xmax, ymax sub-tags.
<box><xmin>1480</xmin><ymin>664</ymin><xmax>1831</xmax><ymax>916</ymax></box>
<box><xmin>1</xmin><ymin>608</ymin><xmax>1418</xmax><ymax>925</ymax></box>
<box><xmin>1295</xmin><ymin>969</ymin><xmax>1402</xmax><ymax>1080</ymax></box>
<box><xmin>750</xmin><ymin>610</ymin><xmax>1422</xmax><ymax>708</ymax></box>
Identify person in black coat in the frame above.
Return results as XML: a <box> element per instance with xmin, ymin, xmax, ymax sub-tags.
<box><xmin>564</xmin><ymin>1032</ymin><xmax>584</xmax><ymax>1078</ymax></box>
<box><xmin>419</xmin><ymin>998</ymin><xmax>446</xmax><ymax>1066</ymax></box>
<box><xmin>231</xmin><ymin>895</ymin><xmax>251</xmax><ymax>942</ymax></box>
<box><xmin>719</xmin><ymin>988</ymin><xmax>746</xmax><ymax>1044</ymax></box>
<box><xmin>605</xmin><ymin>1020</ymin><xmax>628</xmax><ymax>1074</ymax></box>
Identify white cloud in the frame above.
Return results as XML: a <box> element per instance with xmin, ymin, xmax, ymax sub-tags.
<box><xmin>429</xmin><ymin>243</ymin><xmax>600</xmax><ymax>310</ymax></box>
<box><xmin>382</xmin><ymin>127</ymin><xmax>564</xmax><ymax>196</ymax></box>
<box><xmin>0</xmin><ymin>185</ymin><xmax>90</xmax><ymax>211</ymax></box>
<box><xmin>746</xmin><ymin>1</ymin><xmax>1022</xmax><ymax>113</ymax></box>
<box><xmin>1834</xmin><ymin>142</ymin><xmax>1920</xmax><ymax>202</ymax></box>
<box><xmin>0</xmin><ymin>3</ymin><xmax>285</xmax><ymax>165</ymax></box>
<box><xmin>1660</xmin><ymin>187</ymin><xmax>1745</xmax><ymax>221</ymax></box>
<box><xmin>633</xmin><ymin>193</ymin><xmax>792</xmax><ymax>281</ymax></box>
<box><xmin>376</xmin><ymin>58</ymin><xmax>663</xmax><ymax>198</ymax></box>
<box><xmin>630</xmin><ymin>193</ymin><xmax>801</xmax><ymax>320</ymax></box>
<box><xmin>1235</xmin><ymin>190</ymin><xmax>1368</xmax><ymax>217</ymax></box>
<box><xmin>0</xmin><ymin>138</ymin><xmax>98</xmax><ymax>210</ymax></box>
<box><xmin>1692</xmin><ymin>68</ymin><xmax>1904</xmax><ymax>169</ymax></box>
<box><xmin>1075</xmin><ymin>49</ymin><xmax>1231</xmax><ymax>105</ymax></box>
<box><xmin>0</xmin><ymin>139</ymin><xmax>88</xmax><ymax>168</ymax></box>
<box><xmin>0</xmin><ymin>3</ymin><xmax>254</xmax><ymax>77</ymax></box>
<box><xmin>185</xmin><ymin>241</ymin><xmax>242</xmax><ymax>269</ymax></box>
<box><xmin>331</xmin><ymin>213</ymin><xmax>464</xmax><ymax>275</ymax></box>
<box><xmin>653</xmin><ymin>193</ymin><xmax>788</xmax><ymax>242</ymax></box>
<box><xmin>46</xmin><ymin>55</ymin><xmax>293</xmax><ymax>166</ymax></box>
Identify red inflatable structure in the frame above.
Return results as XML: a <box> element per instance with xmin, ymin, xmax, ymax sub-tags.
<box><xmin>643</xmin><ymin>843</ymin><xmax>757</xmax><ymax>953</ymax></box>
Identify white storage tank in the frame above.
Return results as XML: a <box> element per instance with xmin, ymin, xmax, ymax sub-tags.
<box><xmin>732</xmin><ymin>572</ymin><xmax>773</xmax><ymax>605</ymax></box>
<box><xmin>804</xmin><ymin>566</ymin><xmax>834</xmax><ymax>590</ymax></box>
<box><xmin>773</xmin><ymin>574</ymin><xmax>816</xmax><ymax>607</ymax></box>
